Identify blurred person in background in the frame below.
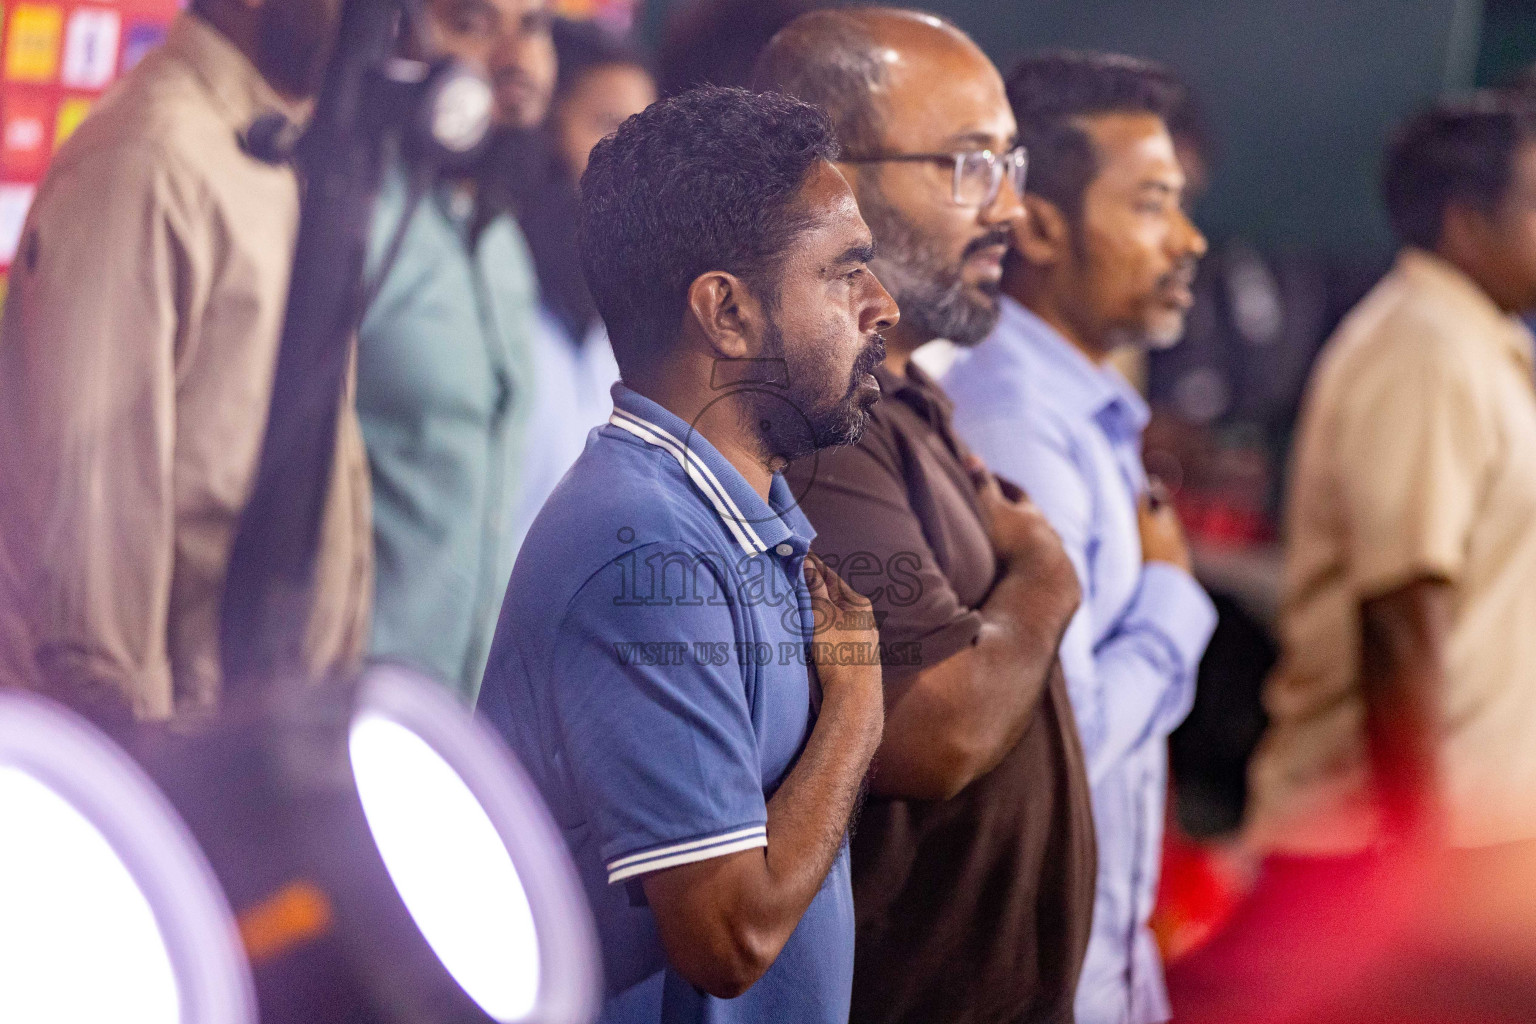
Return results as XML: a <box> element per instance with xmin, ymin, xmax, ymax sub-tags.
<box><xmin>544</xmin><ymin>19</ymin><xmax>654</xmax><ymax>183</ymax></box>
<box><xmin>942</xmin><ymin>52</ymin><xmax>1216</xmax><ymax>1024</ymax></box>
<box><xmin>479</xmin><ymin>85</ymin><xmax>895</xmax><ymax>1023</ymax></box>
<box><xmin>1247</xmin><ymin>93</ymin><xmax>1536</xmax><ymax>861</ymax></box>
<box><xmin>756</xmin><ymin>11</ymin><xmax>1097</xmax><ymax>1024</ymax></box>
<box><xmin>1504</xmin><ymin>66</ymin><xmax>1536</xmax><ymax>339</ymax></box>
<box><xmin>1170</xmin><ymin>104</ymin><xmax>1536</xmax><ymax>1024</ymax></box>
<box><xmin>355</xmin><ymin>0</ymin><xmax>554</xmax><ymax>702</ymax></box>
<box><xmin>507</xmin><ymin>18</ymin><xmax>654</xmax><ymax>552</ymax></box>
<box><xmin>0</xmin><ymin>0</ymin><xmax>367</xmax><ymax>721</ymax></box>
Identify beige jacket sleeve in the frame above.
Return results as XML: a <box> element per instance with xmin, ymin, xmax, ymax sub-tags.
<box><xmin>1335</xmin><ymin>325</ymin><xmax>1493</xmax><ymax>601</ymax></box>
<box><xmin>0</xmin><ymin>140</ymin><xmax>210</xmax><ymax>718</ymax></box>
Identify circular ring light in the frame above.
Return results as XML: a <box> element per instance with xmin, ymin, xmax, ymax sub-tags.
<box><xmin>0</xmin><ymin>691</ymin><xmax>258</xmax><ymax>1024</ymax></box>
<box><xmin>350</xmin><ymin>664</ymin><xmax>602</xmax><ymax>1024</ymax></box>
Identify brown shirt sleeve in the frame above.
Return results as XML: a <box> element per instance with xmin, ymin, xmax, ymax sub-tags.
<box><xmin>0</xmin><ymin>140</ymin><xmax>207</xmax><ymax>718</ymax></box>
<box><xmin>789</xmin><ymin>415</ymin><xmax>984</xmax><ymax>685</ymax></box>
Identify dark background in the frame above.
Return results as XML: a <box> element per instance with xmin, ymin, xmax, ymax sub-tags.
<box><xmin>639</xmin><ymin>0</ymin><xmax>1536</xmax><ymax>263</ymax></box>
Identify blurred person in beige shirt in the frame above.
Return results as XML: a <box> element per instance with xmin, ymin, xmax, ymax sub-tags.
<box><xmin>1248</xmin><ymin>95</ymin><xmax>1536</xmax><ymax>854</ymax></box>
<box><xmin>0</xmin><ymin>0</ymin><xmax>370</xmax><ymax>722</ymax></box>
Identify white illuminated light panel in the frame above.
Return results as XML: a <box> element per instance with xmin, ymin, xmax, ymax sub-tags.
<box><xmin>0</xmin><ymin>766</ymin><xmax>180</xmax><ymax>1024</ymax></box>
<box><xmin>350</xmin><ymin>713</ymin><xmax>542</xmax><ymax>1022</ymax></box>
<box><xmin>0</xmin><ymin>693</ymin><xmax>257</xmax><ymax>1024</ymax></box>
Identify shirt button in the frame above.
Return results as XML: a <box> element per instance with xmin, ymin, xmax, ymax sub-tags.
<box><xmin>775</xmin><ymin>543</ymin><xmax>794</xmax><ymax>557</ymax></box>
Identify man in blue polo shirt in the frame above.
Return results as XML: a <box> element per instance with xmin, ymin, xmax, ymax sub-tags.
<box><xmin>477</xmin><ymin>86</ymin><xmax>898</xmax><ymax>1022</ymax></box>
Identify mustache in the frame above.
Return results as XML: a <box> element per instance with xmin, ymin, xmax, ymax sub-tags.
<box><xmin>1158</xmin><ymin>256</ymin><xmax>1201</xmax><ymax>291</ymax></box>
<box><xmin>962</xmin><ymin>230</ymin><xmax>1012</xmax><ymax>261</ymax></box>
<box><xmin>845</xmin><ymin>333</ymin><xmax>887</xmax><ymax>396</ymax></box>
<box><xmin>856</xmin><ymin>333</ymin><xmax>888</xmax><ymax>376</ymax></box>
<box><xmin>492</xmin><ymin>65</ymin><xmax>543</xmax><ymax>94</ymax></box>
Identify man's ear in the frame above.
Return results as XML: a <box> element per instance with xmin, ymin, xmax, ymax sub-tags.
<box><xmin>686</xmin><ymin>271</ymin><xmax>762</xmax><ymax>360</ymax></box>
<box><xmin>1014</xmin><ymin>193</ymin><xmax>1072</xmax><ymax>269</ymax></box>
<box><xmin>1441</xmin><ymin>200</ymin><xmax>1495</xmax><ymax>263</ymax></box>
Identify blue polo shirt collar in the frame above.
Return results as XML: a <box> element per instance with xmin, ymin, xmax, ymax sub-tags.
<box><xmin>608</xmin><ymin>383</ymin><xmax>814</xmax><ymax>559</ymax></box>
<box><xmin>996</xmin><ymin>296</ymin><xmax>1150</xmax><ymax>443</ymax></box>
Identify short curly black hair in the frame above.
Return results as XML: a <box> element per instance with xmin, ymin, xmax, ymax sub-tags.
<box><xmin>579</xmin><ymin>85</ymin><xmax>840</xmax><ymax>373</ymax></box>
<box><xmin>1382</xmin><ymin>93</ymin><xmax>1536</xmax><ymax>251</ymax></box>
<box><xmin>1006</xmin><ymin>51</ymin><xmax>1188</xmax><ymax>231</ymax></box>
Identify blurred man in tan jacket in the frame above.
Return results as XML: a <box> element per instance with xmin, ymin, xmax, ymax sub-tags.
<box><xmin>0</xmin><ymin>0</ymin><xmax>369</xmax><ymax>722</ymax></box>
<box><xmin>1250</xmin><ymin>94</ymin><xmax>1536</xmax><ymax>854</ymax></box>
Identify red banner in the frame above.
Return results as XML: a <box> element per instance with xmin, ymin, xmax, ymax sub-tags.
<box><xmin>0</xmin><ymin>0</ymin><xmax>643</xmax><ymax>278</ymax></box>
<box><xmin>0</xmin><ymin>0</ymin><xmax>184</xmax><ymax>275</ymax></box>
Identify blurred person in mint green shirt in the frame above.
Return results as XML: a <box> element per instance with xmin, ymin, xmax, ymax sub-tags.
<box><xmin>356</xmin><ymin>0</ymin><xmax>556</xmax><ymax>701</ymax></box>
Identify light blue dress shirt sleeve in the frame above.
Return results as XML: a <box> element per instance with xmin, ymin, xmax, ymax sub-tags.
<box><xmin>1076</xmin><ymin>563</ymin><xmax>1216</xmax><ymax>785</ymax></box>
<box><xmin>959</xmin><ymin>412</ymin><xmax>1216</xmax><ymax>788</ymax></box>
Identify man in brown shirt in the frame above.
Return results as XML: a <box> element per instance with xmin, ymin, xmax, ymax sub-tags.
<box><xmin>755</xmin><ymin>10</ymin><xmax>1097</xmax><ymax>1023</ymax></box>
<box><xmin>0</xmin><ymin>0</ymin><xmax>369</xmax><ymax>721</ymax></box>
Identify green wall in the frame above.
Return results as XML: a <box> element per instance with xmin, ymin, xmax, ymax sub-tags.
<box><xmin>644</xmin><ymin>0</ymin><xmax>1487</xmax><ymax>261</ymax></box>
<box><xmin>1475</xmin><ymin>0</ymin><xmax>1536</xmax><ymax>86</ymax></box>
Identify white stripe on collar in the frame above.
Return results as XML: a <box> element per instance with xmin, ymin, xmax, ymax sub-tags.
<box><xmin>611</xmin><ymin>408</ymin><xmax>764</xmax><ymax>542</ymax></box>
<box><xmin>608</xmin><ymin>408</ymin><xmax>768</xmax><ymax>556</ymax></box>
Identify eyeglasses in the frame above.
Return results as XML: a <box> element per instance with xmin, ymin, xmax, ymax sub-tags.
<box><xmin>841</xmin><ymin>146</ymin><xmax>1028</xmax><ymax>208</ymax></box>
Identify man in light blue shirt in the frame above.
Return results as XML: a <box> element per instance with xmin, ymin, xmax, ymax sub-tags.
<box><xmin>943</xmin><ymin>53</ymin><xmax>1216</xmax><ymax>1024</ymax></box>
<box><xmin>506</xmin><ymin>309</ymin><xmax>620</xmax><ymax>553</ymax></box>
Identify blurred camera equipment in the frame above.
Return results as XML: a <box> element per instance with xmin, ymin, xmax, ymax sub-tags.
<box><xmin>2</xmin><ymin>1</ymin><xmax>600</xmax><ymax>1021</ymax></box>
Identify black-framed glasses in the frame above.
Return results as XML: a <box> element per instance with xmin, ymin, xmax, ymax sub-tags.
<box><xmin>841</xmin><ymin>146</ymin><xmax>1028</xmax><ymax>208</ymax></box>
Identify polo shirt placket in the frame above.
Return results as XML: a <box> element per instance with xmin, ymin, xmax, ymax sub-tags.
<box><xmin>478</xmin><ymin>384</ymin><xmax>854</xmax><ymax>1024</ymax></box>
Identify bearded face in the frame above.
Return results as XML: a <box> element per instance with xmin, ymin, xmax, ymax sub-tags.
<box><xmin>855</xmin><ymin>181</ymin><xmax>1010</xmax><ymax>350</ymax></box>
<box><xmin>742</xmin><ymin>312</ymin><xmax>886</xmax><ymax>465</ymax></box>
